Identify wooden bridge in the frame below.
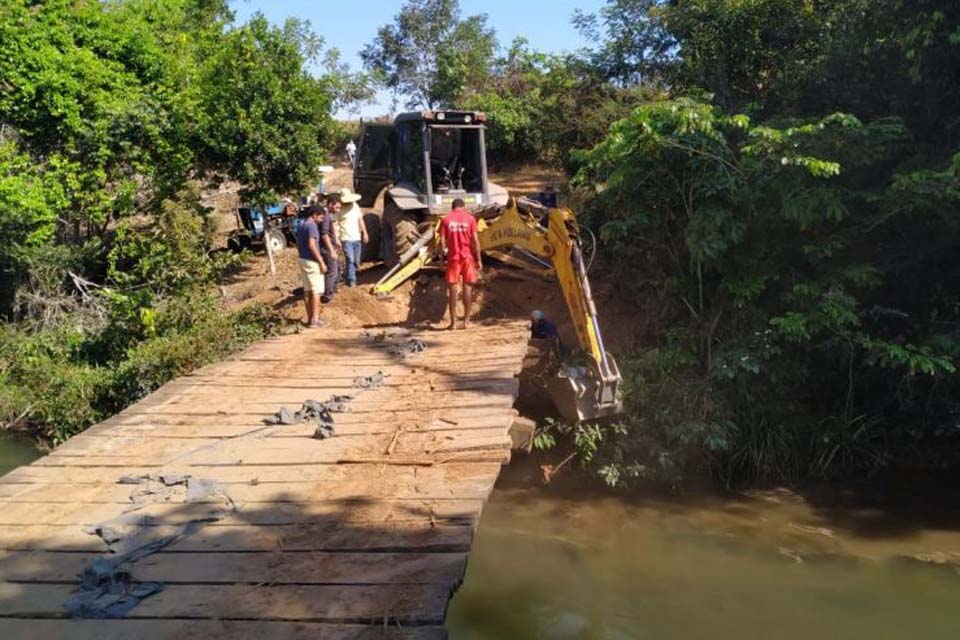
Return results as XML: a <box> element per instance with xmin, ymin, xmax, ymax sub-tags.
<box><xmin>0</xmin><ymin>321</ymin><xmax>531</xmax><ymax>639</ymax></box>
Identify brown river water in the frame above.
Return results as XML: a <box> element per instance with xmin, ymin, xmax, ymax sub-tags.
<box><xmin>2</xmin><ymin>438</ymin><xmax>957</xmax><ymax>638</ymax></box>
<box><xmin>0</xmin><ymin>435</ymin><xmax>38</xmax><ymax>479</ymax></box>
<box><xmin>448</xmin><ymin>461</ymin><xmax>960</xmax><ymax>639</ymax></box>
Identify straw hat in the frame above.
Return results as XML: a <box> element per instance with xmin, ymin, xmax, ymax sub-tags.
<box><xmin>338</xmin><ymin>187</ymin><xmax>361</xmax><ymax>204</ymax></box>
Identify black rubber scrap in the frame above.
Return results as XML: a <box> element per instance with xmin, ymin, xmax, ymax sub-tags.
<box><xmin>388</xmin><ymin>339</ymin><xmax>427</xmax><ymax>358</ymax></box>
<box><xmin>264</xmin><ymin>406</ymin><xmax>297</xmax><ymax>426</ymax></box>
<box><xmin>265</xmin><ymin>396</ymin><xmax>358</xmax><ymax>440</ymax></box>
<box><xmin>353</xmin><ymin>371</ymin><xmax>386</xmax><ymax>389</ymax></box>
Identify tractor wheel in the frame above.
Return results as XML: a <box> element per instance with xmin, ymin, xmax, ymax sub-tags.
<box><xmin>227</xmin><ymin>233</ymin><xmax>251</xmax><ymax>254</ymax></box>
<box><xmin>382</xmin><ymin>201</ymin><xmax>422</xmax><ymax>267</ymax></box>
<box><xmin>361</xmin><ymin>210</ymin><xmax>382</xmax><ymax>263</ymax></box>
<box><xmin>265</xmin><ymin>229</ymin><xmax>287</xmax><ymax>256</ymax></box>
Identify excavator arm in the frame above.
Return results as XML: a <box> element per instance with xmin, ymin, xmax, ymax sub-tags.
<box><xmin>372</xmin><ymin>198</ymin><xmax>623</xmax><ymax>421</ymax></box>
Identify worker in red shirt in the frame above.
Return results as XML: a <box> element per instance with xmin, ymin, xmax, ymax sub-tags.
<box><xmin>439</xmin><ymin>198</ymin><xmax>482</xmax><ymax>330</ymax></box>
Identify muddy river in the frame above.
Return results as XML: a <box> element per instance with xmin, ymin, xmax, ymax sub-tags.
<box><xmin>448</xmin><ymin>463</ymin><xmax>960</xmax><ymax>639</ymax></box>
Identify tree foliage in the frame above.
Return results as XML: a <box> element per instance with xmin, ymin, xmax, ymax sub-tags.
<box><xmin>0</xmin><ymin>0</ymin><xmax>329</xmax><ymax>441</ymax></box>
<box><xmin>361</xmin><ymin>0</ymin><xmax>496</xmax><ymax>109</ymax></box>
<box><xmin>567</xmin><ymin>1</ymin><xmax>960</xmax><ymax>485</ymax></box>
<box><xmin>196</xmin><ymin>14</ymin><xmax>336</xmax><ymax>201</ymax></box>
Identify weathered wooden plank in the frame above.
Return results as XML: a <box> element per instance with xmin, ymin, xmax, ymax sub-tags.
<box><xmin>0</xmin><ymin>582</ymin><xmax>450</xmax><ymax>622</ymax></box>
<box><xmin>117</xmin><ymin>392</ymin><xmax>517</xmax><ymax>417</ymax></box>
<box><xmin>0</xmin><ymin>498</ymin><xmax>484</xmax><ymax>527</ymax></box>
<box><xmin>42</xmin><ymin>419</ymin><xmax>513</xmax><ymax>457</ymax></box>
<box><xmin>88</xmin><ymin>404</ymin><xmax>515</xmax><ymax>428</ymax></box>
<box><xmin>170</xmin><ymin>373</ymin><xmax>520</xmax><ymax>389</ymax></box>
<box><xmin>0</xmin><ymin>461</ymin><xmax>503</xmax><ymax>487</ymax></box>
<box><xmin>0</xmin><ymin>550</ymin><xmax>467</xmax><ymax>586</ymax></box>
<box><xmin>34</xmin><ymin>448</ymin><xmax>510</xmax><ymax>469</ymax></box>
<box><xmin>187</xmin><ymin>359</ymin><xmax>523</xmax><ymax>377</ymax></box>
<box><xmin>231</xmin><ymin>347</ymin><xmax>528</xmax><ymax>365</ymax></box>
<box><xmin>49</xmin><ymin>424</ymin><xmax>511</xmax><ymax>454</ymax></box>
<box><xmin>183</xmin><ymin>362</ymin><xmax>522</xmax><ymax>385</ymax></box>
<box><xmin>109</xmin><ymin>392</ymin><xmax>518</xmax><ymax>416</ymax></box>
<box><xmin>135</xmin><ymin>583</ymin><xmax>450</xmax><ymax>622</ymax></box>
<box><xmin>0</xmin><ymin>619</ymin><xmax>447</xmax><ymax>640</ymax></box>
<box><xmin>0</xmin><ymin>467</ymin><xmax>499</xmax><ymax>503</ymax></box>
<box><xmin>0</xmin><ymin>522</ymin><xmax>475</xmax><ymax>553</ymax></box>
<box><xmin>72</xmin><ymin>415</ymin><xmax>515</xmax><ymax>440</ymax></box>
<box><xmin>159</xmin><ymin>379</ymin><xmax>518</xmax><ymax>405</ymax></box>
<box><xmin>0</xmin><ymin>582</ymin><xmax>76</xmax><ymax>616</ymax></box>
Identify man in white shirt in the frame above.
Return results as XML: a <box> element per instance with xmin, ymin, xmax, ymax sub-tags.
<box><xmin>346</xmin><ymin>139</ymin><xmax>357</xmax><ymax>166</ymax></box>
<box><xmin>335</xmin><ymin>188</ymin><xmax>368</xmax><ymax>287</ymax></box>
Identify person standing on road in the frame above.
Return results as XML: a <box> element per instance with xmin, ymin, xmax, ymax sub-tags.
<box><xmin>336</xmin><ymin>187</ymin><xmax>368</xmax><ymax>287</ymax></box>
<box><xmin>296</xmin><ymin>205</ymin><xmax>327</xmax><ymax>328</ymax></box>
<box><xmin>439</xmin><ymin>198</ymin><xmax>482</xmax><ymax>330</ymax></box>
<box><xmin>346</xmin><ymin>139</ymin><xmax>357</xmax><ymax>166</ymax></box>
<box><xmin>320</xmin><ymin>196</ymin><xmax>342</xmax><ymax>303</ymax></box>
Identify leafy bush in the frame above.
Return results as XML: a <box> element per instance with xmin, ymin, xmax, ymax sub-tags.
<box><xmin>566</xmin><ymin>98</ymin><xmax>960</xmax><ymax>486</ymax></box>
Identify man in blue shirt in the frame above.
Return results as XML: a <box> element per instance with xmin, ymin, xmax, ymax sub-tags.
<box><xmin>296</xmin><ymin>205</ymin><xmax>327</xmax><ymax>327</ymax></box>
<box><xmin>531</xmin><ymin>310</ymin><xmax>564</xmax><ymax>356</ymax></box>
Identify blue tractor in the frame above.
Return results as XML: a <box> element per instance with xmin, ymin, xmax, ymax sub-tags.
<box><xmin>228</xmin><ymin>203</ymin><xmax>301</xmax><ymax>255</ymax></box>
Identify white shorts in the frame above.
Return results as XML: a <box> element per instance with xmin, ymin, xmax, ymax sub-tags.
<box><xmin>299</xmin><ymin>259</ymin><xmax>325</xmax><ymax>294</ymax></box>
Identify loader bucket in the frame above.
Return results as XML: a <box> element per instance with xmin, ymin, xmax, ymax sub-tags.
<box><xmin>547</xmin><ymin>360</ymin><xmax>623</xmax><ymax>423</ymax></box>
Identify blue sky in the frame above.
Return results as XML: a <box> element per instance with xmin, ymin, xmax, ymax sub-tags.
<box><xmin>228</xmin><ymin>0</ymin><xmax>606</xmax><ymax>118</ymax></box>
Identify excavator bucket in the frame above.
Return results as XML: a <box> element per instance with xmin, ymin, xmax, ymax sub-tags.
<box><xmin>547</xmin><ymin>356</ymin><xmax>623</xmax><ymax>422</ymax></box>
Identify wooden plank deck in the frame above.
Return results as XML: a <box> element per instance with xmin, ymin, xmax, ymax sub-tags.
<box><xmin>0</xmin><ymin>321</ymin><xmax>531</xmax><ymax>639</ymax></box>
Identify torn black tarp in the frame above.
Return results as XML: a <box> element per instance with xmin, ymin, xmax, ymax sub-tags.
<box><xmin>68</xmin><ymin>474</ymin><xmax>235</xmax><ymax>619</ymax></box>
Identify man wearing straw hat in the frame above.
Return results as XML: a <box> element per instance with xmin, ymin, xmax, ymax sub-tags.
<box><xmin>336</xmin><ymin>187</ymin><xmax>368</xmax><ymax>288</ymax></box>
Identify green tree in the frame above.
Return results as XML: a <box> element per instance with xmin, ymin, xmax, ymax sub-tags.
<box><xmin>572</xmin><ymin>0</ymin><xmax>672</xmax><ymax>86</ymax></box>
<box><xmin>196</xmin><ymin>14</ymin><xmax>335</xmax><ymax>201</ymax></box>
<box><xmin>361</xmin><ymin>0</ymin><xmax>497</xmax><ymax>109</ymax></box>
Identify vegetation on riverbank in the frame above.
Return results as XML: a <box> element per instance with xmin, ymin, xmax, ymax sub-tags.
<box><xmin>0</xmin><ymin>1</ymin><xmax>346</xmax><ymax>444</ymax></box>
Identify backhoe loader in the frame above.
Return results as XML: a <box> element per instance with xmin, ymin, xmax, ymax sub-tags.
<box><xmin>370</xmin><ymin>197</ymin><xmax>623</xmax><ymax>422</ymax></box>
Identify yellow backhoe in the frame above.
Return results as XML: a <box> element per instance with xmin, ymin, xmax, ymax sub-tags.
<box><xmin>370</xmin><ymin>197</ymin><xmax>623</xmax><ymax>422</ymax></box>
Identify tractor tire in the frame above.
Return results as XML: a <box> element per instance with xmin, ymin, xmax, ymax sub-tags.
<box><xmin>265</xmin><ymin>229</ymin><xmax>287</xmax><ymax>256</ymax></box>
<box><xmin>382</xmin><ymin>201</ymin><xmax>423</xmax><ymax>267</ymax></box>
<box><xmin>227</xmin><ymin>233</ymin><xmax>251</xmax><ymax>254</ymax></box>
<box><xmin>361</xmin><ymin>210</ymin><xmax>382</xmax><ymax>263</ymax></box>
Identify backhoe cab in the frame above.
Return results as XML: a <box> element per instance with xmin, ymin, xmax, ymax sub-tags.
<box><xmin>354</xmin><ymin>110</ymin><xmax>509</xmax><ymax>265</ymax></box>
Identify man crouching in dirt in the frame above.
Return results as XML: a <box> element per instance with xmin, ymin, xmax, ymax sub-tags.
<box><xmin>296</xmin><ymin>205</ymin><xmax>327</xmax><ymax>328</ymax></box>
<box><xmin>439</xmin><ymin>198</ymin><xmax>482</xmax><ymax>330</ymax></box>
